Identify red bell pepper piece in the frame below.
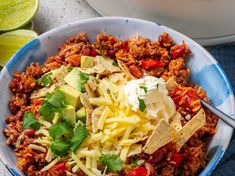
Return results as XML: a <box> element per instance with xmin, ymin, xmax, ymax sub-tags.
<box><xmin>171</xmin><ymin>46</ymin><xmax>185</xmax><ymax>58</ymax></box>
<box><xmin>172</xmin><ymin>153</ymin><xmax>184</xmax><ymax>167</ymax></box>
<box><xmin>141</xmin><ymin>59</ymin><xmax>165</xmax><ymax>70</ymax></box>
<box><xmin>52</xmin><ymin>161</ymin><xmax>66</xmax><ymax>174</ymax></box>
<box><xmin>128</xmin><ymin>166</ymin><xmax>148</xmax><ymax>176</ymax></box>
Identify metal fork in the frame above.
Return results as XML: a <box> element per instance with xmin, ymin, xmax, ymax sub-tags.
<box><xmin>201</xmin><ymin>99</ymin><xmax>235</xmax><ymax>128</ymax></box>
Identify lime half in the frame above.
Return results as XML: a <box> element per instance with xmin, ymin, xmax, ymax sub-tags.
<box><xmin>0</xmin><ymin>29</ymin><xmax>38</xmax><ymax>66</ymax></box>
<box><xmin>0</xmin><ymin>0</ymin><xmax>39</xmax><ymax>31</ymax></box>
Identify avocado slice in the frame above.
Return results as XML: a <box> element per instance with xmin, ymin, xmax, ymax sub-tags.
<box><xmin>76</xmin><ymin>107</ymin><xmax>86</xmax><ymax>122</ymax></box>
<box><xmin>64</xmin><ymin>68</ymin><xmax>80</xmax><ymax>90</ymax></box>
<box><xmin>64</xmin><ymin>68</ymin><xmax>89</xmax><ymax>92</ymax></box>
<box><xmin>81</xmin><ymin>55</ymin><xmax>94</xmax><ymax>69</ymax></box>
<box><xmin>62</xmin><ymin>105</ymin><xmax>76</xmax><ymax>125</ymax></box>
<box><xmin>59</xmin><ymin>84</ymin><xmax>81</xmax><ymax>110</ymax></box>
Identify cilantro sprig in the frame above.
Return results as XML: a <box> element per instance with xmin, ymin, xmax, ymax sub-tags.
<box><xmin>130</xmin><ymin>160</ymin><xmax>143</xmax><ymax>168</ymax></box>
<box><xmin>70</xmin><ymin>125</ymin><xmax>90</xmax><ymax>153</ymax></box>
<box><xmin>50</xmin><ymin>140</ymin><xmax>71</xmax><ymax>156</ymax></box>
<box><xmin>112</xmin><ymin>61</ymin><xmax>118</xmax><ymax>66</ymax></box>
<box><xmin>49</xmin><ymin>121</ymin><xmax>73</xmax><ymax>139</ymax></box>
<box><xmin>78</xmin><ymin>72</ymin><xmax>90</xmax><ymax>92</ymax></box>
<box><xmin>39</xmin><ymin>90</ymin><xmax>66</xmax><ymax>121</ymax></box>
<box><xmin>49</xmin><ymin>124</ymin><xmax>89</xmax><ymax>156</ymax></box>
<box><xmin>22</xmin><ymin>112</ymin><xmax>40</xmax><ymax>130</ymax></box>
<box><xmin>139</xmin><ymin>86</ymin><xmax>148</xmax><ymax>94</ymax></box>
<box><xmin>138</xmin><ymin>97</ymin><xmax>146</xmax><ymax>112</ymax></box>
<box><xmin>99</xmin><ymin>154</ymin><xmax>124</xmax><ymax>172</ymax></box>
<box><xmin>156</xmin><ymin>83</ymin><xmax>159</xmax><ymax>90</ymax></box>
<box><xmin>36</xmin><ymin>73</ymin><xmax>52</xmax><ymax>87</ymax></box>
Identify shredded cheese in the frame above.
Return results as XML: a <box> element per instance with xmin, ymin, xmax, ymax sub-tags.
<box><xmin>72</xmin><ymin>153</ymin><xmax>98</xmax><ymax>176</ymax></box>
<box><xmin>41</xmin><ymin>158</ymin><xmax>60</xmax><ymax>172</ymax></box>
<box><xmin>28</xmin><ymin>144</ymin><xmax>47</xmax><ymax>152</ymax></box>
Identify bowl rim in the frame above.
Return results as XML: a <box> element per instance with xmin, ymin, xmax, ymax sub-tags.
<box><xmin>1</xmin><ymin>16</ymin><xmax>234</xmax><ymax>176</ymax></box>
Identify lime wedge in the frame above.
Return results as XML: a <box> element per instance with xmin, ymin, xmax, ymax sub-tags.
<box><xmin>0</xmin><ymin>29</ymin><xmax>38</xmax><ymax>66</ymax></box>
<box><xmin>0</xmin><ymin>0</ymin><xmax>39</xmax><ymax>31</ymax></box>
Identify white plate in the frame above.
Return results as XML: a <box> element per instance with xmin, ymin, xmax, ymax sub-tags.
<box><xmin>87</xmin><ymin>0</ymin><xmax>235</xmax><ymax>46</ymax></box>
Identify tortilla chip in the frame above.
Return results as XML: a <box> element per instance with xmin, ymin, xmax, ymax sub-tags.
<box><xmin>117</xmin><ymin>60</ymin><xmax>135</xmax><ymax>81</ymax></box>
<box><xmin>91</xmin><ymin>106</ymin><xmax>105</xmax><ymax>133</ymax></box>
<box><xmin>175</xmin><ymin>109</ymin><xmax>206</xmax><ymax>151</ymax></box>
<box><xmin>80</xmin><ymin>93</ymin><xmax>94</xmax><ymax>130</ymax></box>
<box><xmin>170</xmin><ymin>112</ymin><xmax>182</xmax><ymax>131</ymax></box>
<box><xmin>109</xmin><ymin>72</ymin><xmax>128</xmax><ymax>85</ymax></box>
<box><xmin>166</xmin><ymin>76</ymin><xmax>178</xmax><ymax>90</ymax></box>
<box><xmin>143</xmin><ymin>119</ymin><xmax>177</xmax><ymax>154</ymax></box>
<box><xmin>94</xmin><ymin>56</ymin><xmax>121</xmax><ymax>75</ymax></box>
<box><xmin>127</xmin><ymin>144</ymin><xmax>142</xmax><ymax>157</ymax></box>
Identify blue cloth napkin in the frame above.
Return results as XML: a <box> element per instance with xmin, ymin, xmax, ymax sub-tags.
<box><xmin>209</xmin><ymin>45</ymin><xmax>235</xmax><ymax>176</ymax></box>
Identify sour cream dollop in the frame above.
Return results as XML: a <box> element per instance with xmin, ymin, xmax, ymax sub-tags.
<box><xmin>124</xmin><ymin>76</ymin><xmax>175</xmax><ymax>119</ymax></box>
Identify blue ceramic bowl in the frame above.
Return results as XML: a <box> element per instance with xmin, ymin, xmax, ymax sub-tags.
<box><xmin>0</xmin><ymin>17</ymin><xmax>234</xmax><ymax>176</ymax></box>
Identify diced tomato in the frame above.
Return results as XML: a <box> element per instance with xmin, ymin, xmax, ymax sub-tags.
<box><xmin>172</xmin><ymin>153</ymin><xmax>184</xmax><ymax>168</ymax></box>
<box><xmin>90</xmin><ymin>49</ymin><xmax>98</xmax><ymax>57</ymax></box>
<box><xmin>52</xmin><ymin>161</ymin><xmax>66</xmax><ymax>174</ymax></box>
<box><xmin>171</xmin><ymin>46</ymin><xmax>185</xmax><ymax>59</ymax></box>
<box><xmin>129</xmin><ymin>166</ymin><xmax>148</xmax><ymax>176</ymax></box>
<box><xmin>32</xmin><ymin>99</ymin><xmax>42</xmax><ymax>106</ymax></box>
<box><xmin>81</xmin><ymin>47</ymin><xmax>91</xmax><ymax>56</ymax></box>
<box><xmin>141</xmin><ymin>59</ymin><xmax>165</xmax><ymax>70</ymax></box>
<box><xmin>169</xmin><ymin>87</ymin><xmax>199</xmax><ymax>110</ymax></box>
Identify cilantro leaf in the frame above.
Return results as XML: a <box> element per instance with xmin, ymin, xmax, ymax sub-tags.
<box><xmin>48</xmin><ymin>90</ymin><xmax>66</xmax><ymax>108</ymax></box>
<box><xmin>156</xmin><ymin>83</ymin><xmax>159</xmax><ymax>90</ymax></box>
<box><xmin>39</xmin><ymin>101</ymin><xmax>56</xmax><ymax>121</ymax></box>
<box><xmin>130</xmin><ymin>160</ymin><xmax>143</xmax><ymax>168</ymax></box>
<box><xmin>112</xmin><ymin>61</ymin><xmax>118</xmax><ymax>66</ymax></box>
<box><xmin>78</xmin><ymin>72</ymin><xmax>90</xmax><ymax>92</ymax></box>
<box><xmin>79</xmin><ymin>72</ymin><xmax>90</xmax><ymax>82</ymax></box>
<box><xmin>99</xmin><ymin>154</ymin><xmax>124</xmax><ymax>172</ymax></box>
<box><xmin>22</xmin><ymin>112</ymin><xmax>40</xmax><ymax>130</ymax></box>
<box><xmin>50</xmin><ymin>140</ymin><xmax>71</xmax><ymax>156</ymax></box>
<box><xmin>46</xmin><ymin>92</ymin><xmax>52</xmax><ymax>99</ymax></box>
<box><xmin>138</xmin><ymin>97</ymin><xmax>146</xmax><ymax>112</ymax></box>
<box><xmin>39</xmin><ymin>90</ymin><xmax>67</xmax><ymax>121</ymax></box>
<box><xmin>49</xmin><ymin>121</ymin><xmax>73</xmax><ymax>139</ymax></box>
<box><xmin>70</xmin><ymin>125</ymin><xmax>89</xmax><ymax>153</ymax></box>
<box><xmin>36</xmin><ymin>73</ymin><xmax>52</xmax><ymax>87</ymax></box>
<box><xmin>139</xmin><ymin>86</ymin><xmax>148</xmax><ymax>94</ymax></box>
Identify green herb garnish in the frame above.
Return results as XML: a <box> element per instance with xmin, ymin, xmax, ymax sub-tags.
<box><xmin>48</xmin><ymin>90</ymin><xmax>66</xmax><ymax>108</ymax></box>
<box><xmin>112</xmin><ymin>61</ymin><xmax>118</xmax><ymax>66</ymax></box>
<box><xmin>156</xmin><ymin>83</ymin><xmax>159</xmax><ymax>90</ymax></box>
<box><xmin>49</xmin><ymin>121</ymin><xmax>73</xmax><ymax>139</ymax></box>
<box><xmin>78</xmin><ymin>72</ymin><xmax>90</xmax><ymax>92</ymax></box>
<box><xmin>139</xmin><ymin>86</ymin><xmax>148</xmax><ymax>94</ymax></box>
<box><xmin>36</xmin><ymin>73</ymin><xmax>52</xmax><ymax>87</ymax></box>
<box><xmin>39</xmin><ymin>90</ymin><xmax>67</xmax><ymax>121</ymax></box>
<box><xmin>138</xmin><ymin>97</ymin><xmax>146</xmax><ymax>112</ymax></box>
<box><xmin>50</xmin><ymin>140</ymin><xmax>71</xmax><ymax>156</ymax></box>
<box><xmin>39</xmin><ymin>102</ymin><xmax>57</xmax><ymax>121</ymax></box>
<box><xmin>130</xmin><ymin>160</ymin><xmax>143</xmax><ymax>167</ymax></box>
<box><xmin>70</xmin><ymin>125</ymin><xmax>89</xmax><ymax>153</ymax></box>
<box><xmin>22</xmin><ymin>112</ymin><xmax>40</xmax><ymax>130</ymax></box>
<box><xmin>99</xmin><ymin>154</ymin><xmax>124</xmax><ymax>172</ymax></box>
